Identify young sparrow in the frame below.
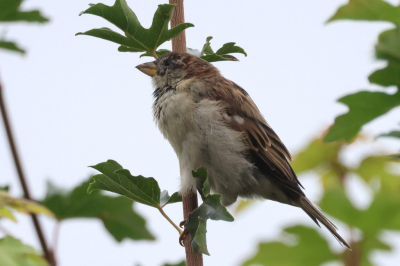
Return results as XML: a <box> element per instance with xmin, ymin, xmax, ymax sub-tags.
<box><xmin>136</xmin><ymin>52</ymin><xmax>350</xmax><ymax>249</ymax></box>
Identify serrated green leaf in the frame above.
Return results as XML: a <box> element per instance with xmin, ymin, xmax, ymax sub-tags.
<box><xmin>0</xmin><ymin>191</ymin><xmax>54</xmax><ymax>218</ymax></box>
<box><xmin>216</xmin><ymin>42</ymin><xmax>247</xmax><ymax>57</ymax></box>
<box><xmin>369</xmin><ymin>60</ymin><xmax>400</xmax><ymax>87</ymax></box>
<box><xmin>75</xmin><ymin>27</ymin><xmax>137</xmax><ymax>47</ymax></box>
<box><xmin>192</xmin><ymin>167</ymin><xmax>210</xmax><ymax>197</ymax></box>
<box><xmin>89</xmin><ymin>160</ymin><xmax>161</xmax><ymax>207</ymax></box>
<box><xmin>77</xmin><ymin>0</ymin><xmax>194</xmax><ymax>56</ymax></box>
<box><xmin>375</xmin><ymin>28</ymin><xmax>400</xmax><ymax>61</ymax></box>
<box><xmin>241</xmin><ymin>225</ymin><xmax>338</xmax><ymax>266</ymax></box>
<box><xmin>0</xmin><ymin>40</ymin><xmax>25</xmax><ymax>54</ymax></box>
<box><xmin>192</xmin><ymin>167</ymin><xmax>208</xmax><ymax>182</ymax></box>
<box><xmin>185</xmin><ymin>169</ymin><xmax>234</xmax><ymax>255</ymax></box>
<box><xmin>0</xmin><ymin>236</ymin><xmax>49</xmax><ymax>266</ymax></box>
<box><xmin>0</xmin><ymin>0</ymin><xmax>49</xmax><ymax>22</ymax></box>
<box><xmin>160</xmin><ymin>190</ymin><xmax>182</xmax><ymax>207</ymax></box>
<box><xmin>324</xmin><ymin>91</ymin><xmax>400</xmax><ymax>142</ymax></box>
<box><xmin>194</xmin><ymin>218</ymin><xmax>209</xmax><ymax>255</ymax></box>
<box><xmin>327</xmin><ymin>0</ymin><xmax>400</xmax><ymax>24</ymax></box>
<box><xmin>40</xmin><ymin>179</ymin><xmax>154</xmax><ymax>241</ymax></box>
<box><xmin>191</xmin><ymin>36</ymin><xmax>246</xmax><ymax>63</ymax></box>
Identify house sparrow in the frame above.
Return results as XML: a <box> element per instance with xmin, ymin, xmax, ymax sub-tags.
<box><xmin>136</xmin><ymin>52</ymin><xmax>350</xmax><ymax>249</ymax></box>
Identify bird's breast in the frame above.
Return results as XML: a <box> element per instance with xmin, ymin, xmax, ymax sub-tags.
<box><xmin>153</xmin><ymin>89</ymin><xmax>254</xmax><ymax>197</ymax></box>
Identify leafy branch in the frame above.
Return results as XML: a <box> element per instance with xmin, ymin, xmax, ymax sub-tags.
<box><xmin>324</xmin><ymin>0</ymin><xmax>400</xmax><ymax>143</ymax></box>
<box><xmin>76</xmin><ymin>1</ymin><xmax>246</xmax><ymax>63</ymax></box>
<box><xmin>0</xmin><ymin>0</ymin><xmax>49</xmax><ymax>54</ymax></box>
<box><xmin>76</xmin><ymin>0</ymin><xmax>193</xmax><ymax>58</ymax></box>
<box><xmin>88</xmin><ymin>160</ymin><xmax>183</xmax><ymax>234</ymax></box>
<box><xmin>182</xmin><ymin>168</ymin><xmax>234</xmax><ymax>255</ymax></box>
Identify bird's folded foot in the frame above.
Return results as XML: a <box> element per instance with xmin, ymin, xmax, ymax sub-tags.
<box><xmin>179</xmin><ymin>220</ymin><xmax>186</xmax><ymax>228</ymax></box>
<box><xmin>179</xmin><ymin>217</ymin><xmax>190</xmax><ymax>247</ymax></box>
<box><xmin>179</xmin><ymin>228</ymin><xmax>189</xmax><ymax>247</ymax></box>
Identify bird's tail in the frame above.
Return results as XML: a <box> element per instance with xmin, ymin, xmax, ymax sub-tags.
<box><xmin>295</xmin><ymin>196</ymin><xmax>351</xmax><ymax>250</ymax></box>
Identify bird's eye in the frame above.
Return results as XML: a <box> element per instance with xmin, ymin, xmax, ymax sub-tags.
<box><xmin>164</xmin><ymin>59</ymin><xmax>172</xmax><ymax>66</ymax></box>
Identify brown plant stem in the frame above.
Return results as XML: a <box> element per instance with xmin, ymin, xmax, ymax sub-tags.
<box><xmin>169</xmin><ymin>1</ymin><xmax>203</xmax><ymax>265</ymax></box>
<box><xmin>0</xmin><ymin>77</ymin><xmax>55</xmax><ymax>266</ymax></box>
<box><xmin>182</xmin><ymin>192</ymin><xmax>203</xmax><ymax>266</ymax></box>
<box><xmin>169</xmin><ymin>0</ymin><xmax>187</xmax><ymax>53</ymax></box>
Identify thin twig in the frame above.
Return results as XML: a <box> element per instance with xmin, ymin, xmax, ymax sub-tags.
<box><xmin>0</xmin><ymin>76</ymin><xmax>54</xmax><ymax>265</ymax></box>
<box><xmin>158</xmin><ymin>206</ymin><xmax>183</xmax><ymax>234</ymax></box>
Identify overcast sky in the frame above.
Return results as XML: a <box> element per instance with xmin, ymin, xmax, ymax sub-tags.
<box><xmin>1</xmin><ymin>0</ymin><xmax>400</xmax><ymax>265</ymax></box>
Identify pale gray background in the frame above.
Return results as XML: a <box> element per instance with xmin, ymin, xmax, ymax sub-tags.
<box><xmin>1</xmin><ymin>0</ymin><xmax>400</xmax><ymax>265</ymax></box>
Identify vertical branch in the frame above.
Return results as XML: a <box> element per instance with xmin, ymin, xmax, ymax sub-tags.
<box><xmin>182</xmin><ymin>192</ymin><xmax>203</xmax><ymax>265</ymax></box>
<box><xmin>169</xmin><ymin>0</ymin><xmax>187</xmax><ymax>53</ymax></box>
<box><xmin>0</xmin><ymin>77</ymin><xmax>55</xmax><ymax>266</ymax></box>
<box><xmin>168</xmin><ymin>1</ymin><xmax>203</xmax><ymax>265</ymax></box>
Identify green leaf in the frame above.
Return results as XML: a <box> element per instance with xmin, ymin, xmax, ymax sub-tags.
<box><xmin>324</xmin><ymin>91</ymin><xmax>400</xmax><ymax>142</ymax></box>
<box><xmin>320</xmin><ymin>189</ymin><xmax>400</xmax><ymax>234</ymax></box>
<box><xmin>375</xmin><ymin>28</ymin><xmax>400</xmax><ymax>61</ymax></box>
<box><xmin>369</xmin><ymin>60</ymin><xmax>400</xmax><ymax>87</ymax></box>
<box><xmin>89</xmin><ymin>160</ymin><xmax>161</xmax><ymax>208</ymax></box>
<box><xmin>139</xmin><ymin>49</ymin><xmax>171</xmax><ymax>57</ymax></box>
<box><xmin>291</xmin><ymin>138</ymin><xmax>344</xmax><ymax>174</ymax></box>
<box><xmin>0</xmin><ymin>40</ymin><xmax>25</xmax><ymax>54</ymax></box>
<box><xmin>0</xmin><ymin>0</ymin><xmax>49</xmax><ymax>22</ymax></box>
<box><xmin>377</xmin><ymin>130</ymin><xmax>400</xmax><ymax>139</ymax></box>
<box><xmin>192</xmin><ymin>36</ymin><xmax>247</xmax><ymax>63</ymax></box>
<box><xmin>194</xmin><ymin>218</ymin><xmax>209</xmax><ymax>255</ymax></box>
<box><xmin>0</xmin><ymin>185</ymin><xmax>9</xmax><ymax>191</ymax></box>
<box><xmin>319</xmin><ymin>189</ymin><xmax>363</xmax><ymax>227</ymax></box>
<box><xmin>163</xmin><ymin>261</ymin><xmax>186</xmax><ymax>266</ymax></box>
<box><xmin>0</xmin><ymin>236</ymin><xmax>49</xmax><ymax>266</ymax></box>
<box><xmin>184</xmin><ymin>168</ymin><xmax>234</xmax><ymax>255</ymax></box>
<box><xmin>327</xmin><ymin>0</ymin><xmax>400</xmax><ymax>24</ymax></box>
<box><xmin>192</xmin><ymin>167</ymin><xmax>210</xmax><ymax>197</ymax></box>
<box><xmin>77</xmin><ymin>0</ymin><xmax>194</xmax><ymax>56</ymax></box>
<box><xmin>0</xmin><ymin>191</ymin><xmax>54</xmax><ymax>218</ymax></box>
<box><xmin>40</xmin><ymin>179</ymin><xmax>154</xmax><ymax>241</ymax></box>
<box><xmin>191</xmin><ymin>167</ymin><xmax>208</xmax><ymax>182</ymax></box>
<box><xmin>241</xmin><ymin>225</ymin><xmax>338</xmax><ymax>266</ymax></box>
<box><xmin>201</xmin><ymin>36</ymin><xmax>213</xmax><ymax>56</ymax></box>
<box><xmin>355</xmin><ymin>156</ymin><xmax>400</xmax><ymax>193</ymax></box>
<box><xmin>0</xmin><ymin>207</ymin><xmax>16</xmax><ymax>222</ymax></box>
<box><xmin>160</xmin><ymin>190</ymin><xmax>182</xmax><ymax>207</ymax></box>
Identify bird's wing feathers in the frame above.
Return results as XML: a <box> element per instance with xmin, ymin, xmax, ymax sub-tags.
<box><xmin>208</xmin><ymin>79</ymin><xmax>304</xmax><ymax>196</ymax></box>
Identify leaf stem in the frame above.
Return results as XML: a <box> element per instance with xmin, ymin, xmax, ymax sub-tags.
<box><xmin>157</xmin><ymin>206</ymin><xmax>182</xmax><ymax>234</ymax></box>
<box><xmin>151</xmin><ymin>50</ymin><xmax>159</xmax><ymax>59</ymax></box>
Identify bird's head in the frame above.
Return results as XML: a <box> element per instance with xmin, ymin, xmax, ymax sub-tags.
<box><xmin>136</xmin><ymin>52</ymin><xmax>219</xmax><ymax>89</ymax></box>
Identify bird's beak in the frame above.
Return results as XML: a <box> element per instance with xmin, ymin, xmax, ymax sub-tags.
<box><xmin>136</xmin><ymin>61</ymin><xmax>158</xmax><ymax>77</ymax></box>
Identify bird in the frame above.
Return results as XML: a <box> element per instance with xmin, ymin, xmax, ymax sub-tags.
<box><xmin>136</xmin><ymin>52</ymin><xmax>350</xmax><ymax>249</ymax></box>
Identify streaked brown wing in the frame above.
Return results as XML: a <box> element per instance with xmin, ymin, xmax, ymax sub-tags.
<box><xmin>208</xmin><ymin>79</ymin><xmax>304</xmax><ymax>196</ymax></box>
